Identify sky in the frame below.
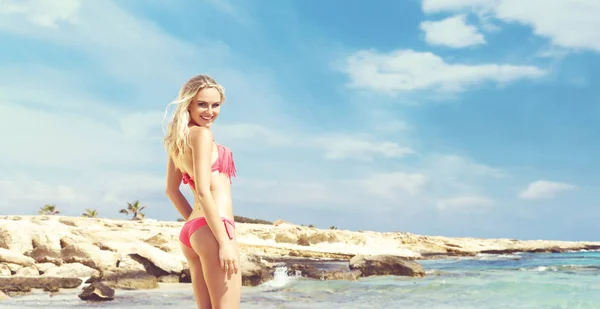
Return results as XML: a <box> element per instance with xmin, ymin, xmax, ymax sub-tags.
<box><xmin>0</xmin><ymin>0</ymin><xmax>598</xmax><ymax>241</ymax></box>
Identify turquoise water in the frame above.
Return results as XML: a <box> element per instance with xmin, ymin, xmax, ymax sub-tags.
<box><xmin>3</xmin><ymin>251</ymin><xmax>600</xmax><ymax>308</ymax></box>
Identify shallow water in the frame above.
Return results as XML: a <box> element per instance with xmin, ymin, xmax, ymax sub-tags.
<box><xmin>3</xmin><ymin>251</ymin><xmax>600</xmax><ymax>308</ymax></box>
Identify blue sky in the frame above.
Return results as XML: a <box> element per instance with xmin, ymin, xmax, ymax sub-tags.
<box><xmin>0</xmin><ymin>0</ymin><xmax>598</xmax><ymax>241</ymax></box>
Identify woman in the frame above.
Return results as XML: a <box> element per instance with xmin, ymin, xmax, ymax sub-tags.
<box><xmin>163</xmin><ymin>74</ymin><xmax>241</xmax><ymax>309</ymax></box>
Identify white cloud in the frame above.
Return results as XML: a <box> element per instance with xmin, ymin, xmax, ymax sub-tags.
<box><xmin>361</xmin><ymin>172</ymin><xmax>428</xmax><ymax>199</ymax></box>
<box><xmin>425</xmin><ymin>154</ymin><xmax>506</xmax><ymax>179</ymax></box>
<box><xmin>216</xmin><ymin>123</ymin><xmax>294</xmax><ymax>147</ymax></box>
<box><xmin>0</xmin><ymin>170</ymin><xmax>166</xmax><ymax>217</ymax></box>
<box><xmin>203</xmin><ymin>0</ymin><xmax>255</xmax><ymax>27</ymax></box>
<box><xmin>420</xmin><ymin>14</ymin><xmax>486</xmax><ymax>48</ymax></box>
<box><xmin>219</xmin><ymin>127</ymin><xmax>415</xmax><ymax>161</ymax></box>
<box><xmin>518</xmin><ymin>180</ymin><xmax>577</xmax><ymax>200</ymax></box>
<box><xmin>422</xmin><ymin>0</ymin><xmax>600</xmax><ymax>53</ymax></box>
<box><xmin>0</xmin><ymin>102</ymin><xmax>162</xmax><ymax>170</ymax></box>
<box><xmin>233</xmin><ymin>151</ymin><xmax>505</xmax><ymax>213</ymax></box>
<box><xmin>0</xmin><ymin>0</ymin><xmax>230</xmax><ymax>104</ymax></box>
<box><xmin>233</xmin><ymin>171</ymin><xmax>429</xmax><ymax>212</ymax></box>
<box><xmin>0</xmin><ymin>177</ymin><xmax>86</xmax><ymax>208</ymax></box>
<box><xmin>399</xmin><ymin>154</ymin><xmax>507</xmax><ymax>205</ymax></box>
<box><xmin>359</xmin><ymin>107</ymin><xmax>415</xmax><ymax>133</ymax></box>
<box><xmin>340</xmin><ymin>49</ymin><xmax>546</xmax><ymax>94</ymax></box>
<box><xmin>436</xmin><ymin>195</ymin><xmax>494</xmax><ymax>211</ymax></box>
<box><xmin>234</xmin><ymin>178</ymin><xmax>356</xmax><ymax>206</ymax></box>
<box><xmin>311</xmin><ymin>134</ymin><xmax>415</xmax><ymax>161</ymax></box>
<box><xmin>120</xmin><ymin>111</ymin><xmax>166</xmax><ymax>141</ymax></box>
<box><xmin>422</xmin><ymin>0</ymin><xmax>495</xmax><ymax>13</ymax></box>
<box><xmin>0</xmin><ymin>65</ymin><xmax>118</xmax><ymax>115</ymax></box>
<box><xmin>233</xmin><ymin>153</ymin><xmax>504</xmax><ymax>212</ymax></box>
<box><xmin>494</xmin><ymin>0</ymin><xmax>600</xmax><ymax>52</ymax></box>
<box><xmin>0</xmin><ymin>0</ymin><xmax>80</xmax><ymax>28</ymax></box>
<box><xmin>87</xmin><ymin>171</ymin><xmax>167</xmax><ymax>209</ymax></box>
<box><xmin>372</xmin><ymin>120</ymin><xmax>412</xmax><ymax>133</ymax></box>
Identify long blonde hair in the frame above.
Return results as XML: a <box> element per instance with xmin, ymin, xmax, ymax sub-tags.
<box><xmin>162</xmin><ymin>74</ymin><xmax>225</xmax><ymax>168</ymax></box>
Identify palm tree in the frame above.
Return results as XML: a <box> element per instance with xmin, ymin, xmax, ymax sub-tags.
<box><xmin>82</xmin><ymin>209</ymin><xmax>98</xmax><ymax>218</ymax></box>
<box><xmin>119</xmin><ymin>200</ymin><xmax>146</xmax><ymax>220</ymax></box>
<box><xmin>39</xmin><ymin>204</ymin><xmax>59</xmax><ymax>215</ymax></box>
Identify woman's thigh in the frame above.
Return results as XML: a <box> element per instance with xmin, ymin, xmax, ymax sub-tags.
<box><xmin>189</xmin><ymin>225</ymin><xmax>241</xmax><ymax>309</ymax></box>
<box><xmin>180</xmin><ymin>242</ymin><xmax>212</xmax><ymax>308</ymax></box>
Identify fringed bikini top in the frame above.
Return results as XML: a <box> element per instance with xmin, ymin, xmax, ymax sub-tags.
<box><xmin>182</xmin><ymin>142</ymin><xmax>237</xmax><ymax>190</ymax></box>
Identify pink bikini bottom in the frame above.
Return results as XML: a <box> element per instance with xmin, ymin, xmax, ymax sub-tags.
<box><xmin>179</xmin><ymin>217</ymin><xmax>236</xmax><ymax>248</ymax></box>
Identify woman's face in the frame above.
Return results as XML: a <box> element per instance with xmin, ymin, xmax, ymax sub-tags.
<box><xmin>188</xmin><ymin>87</ymin><xmax>222</xmax><ymax>128</ymax></box>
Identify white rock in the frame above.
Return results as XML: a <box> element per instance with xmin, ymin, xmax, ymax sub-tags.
<box><xmin>0</xmin><ymin>221</ymin><xmax>34</xmax><ymax>253</ymax></box>
<box><xmin>3</xmin><ymin>263</ymin><xmax>22</xmax><ymax>273</ymax></box>
<box><xmin>43</xmin><ymin>262</ymin><xmax>99</xmax><ymax>278</ymax></box>
<box><xmin>0</xmin><ymin>263</ymin><xmax>11</xmax><ymax>276</ymax></box>
<box><xmin>131</xmin><ymin>242</ymin><xmax>184</xmax><ymax>273</ymax></box>
<box><xmin>15</xmin><ymin>265</ymin><xmax>38</xmax><ymax>276</ymax></box>
<box><xmin>61</xmin><ymin>243</ymin><xmax>119</xmax><ymax>270</ymax></box>
<box><xmin>35</xmin><ymin>262</ymin><xmax>58</xmax><ymax>274</ymax></box>
<box><xmin>115</xmin><ymin>254</ymin><xmax>146</xmax><ymax>272</ymax></box>
<box><xmin>0</xmin><ymin>248</ymin><xmax>35</xmax><ymax>266</ymax></box>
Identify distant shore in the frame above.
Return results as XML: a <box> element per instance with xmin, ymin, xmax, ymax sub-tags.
<box><xmin>1</xmin><ymin>215</ymin><xmax>599</xmax><ymax>299</ymax></box>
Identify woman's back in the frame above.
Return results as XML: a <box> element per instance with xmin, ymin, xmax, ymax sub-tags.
<box><xmin>176</xmin><ymin>128</ymin><xmax>236</xmax><ymax>220</ymax></box>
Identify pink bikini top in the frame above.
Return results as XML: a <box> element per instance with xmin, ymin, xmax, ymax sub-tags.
<box><xmin>182</xmin><ymin>142</ymin><xmax>237</xmax><ymax>190</ymax></box>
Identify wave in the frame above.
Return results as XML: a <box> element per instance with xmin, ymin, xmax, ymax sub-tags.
<box><xmin>564</xmin><ymin>249</ymin><xmax>600</xmax><ymax>253</ymax></box>
<box><xmin>257</xmin><ymin>266</ymin><xmax>303</xmax><ymax>291</ymax></box>
<box><xmin>519</xmin><ymin>264</ymin><xmax>600</xmax><ymax>272</ymax></box>
<box><xmin>473</xmin><ymin>253</ymin><xmax>522</xmax><ymax>260</ymax></box>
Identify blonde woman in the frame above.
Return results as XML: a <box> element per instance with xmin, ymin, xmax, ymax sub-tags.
<box><xmin>163</xmin><ymin>74</ymin><xmax>241</xmax><ymax>308</ymax></box>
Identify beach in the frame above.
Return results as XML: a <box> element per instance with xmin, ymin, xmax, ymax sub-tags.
<box><xmin>1</xmin><ymin>215</ymin><xmax>600</xmax><ymax>307</ymax></box>
<box><xmin>3</xmin><ymin>252</ymin><xmax>600</xmax><ymax>308</ymax></box>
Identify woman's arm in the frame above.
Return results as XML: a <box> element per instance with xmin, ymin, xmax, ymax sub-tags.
<box><xmin>188</xmin><ymin>126</ymin><xmax>231</xmax><ymax>244</ymax></box>
<box><xmin>165</xmin><ymin>157</ymin><xmax>193</xmax><ymax>220</ymax></box>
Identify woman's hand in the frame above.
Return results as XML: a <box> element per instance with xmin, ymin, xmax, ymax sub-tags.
<box><xmin>219</xmin><ymin>241</ymin><xmax>239</xmax><ymax>276</ymax></box>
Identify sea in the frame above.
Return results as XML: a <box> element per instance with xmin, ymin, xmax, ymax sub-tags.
<box><xmin>3</xmin><ymin>250</ymin><xmax>600</xmax><ymax>308</ymax></box>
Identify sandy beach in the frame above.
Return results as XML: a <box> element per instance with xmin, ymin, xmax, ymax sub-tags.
<box><xmin>1</xmin><ymin>214</ymin><xmax>599</xmax><ymax>302</ymax></box>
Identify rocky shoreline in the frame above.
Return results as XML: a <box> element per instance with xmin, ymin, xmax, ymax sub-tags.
<box><xmin>1</xmin><ymin>215</ymin><xmax>599</xmax><ymax>300</ymax></box>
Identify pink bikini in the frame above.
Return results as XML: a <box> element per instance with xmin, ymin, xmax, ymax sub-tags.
<box><xmin>179</xmin><ymin>142</ymin><xmax>237</xmax><ymax>249</ymax></box>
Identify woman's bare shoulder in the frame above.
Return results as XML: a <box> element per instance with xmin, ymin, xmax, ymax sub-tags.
<box><xmin>188</xmin><ymin>126</ymin><xmax>213</xmax><ymax>148</ymax></box>
<box><xmin>188</xmin><ymin>126</ymin><xmax>212</xmax><ymax>139</ymax></box>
